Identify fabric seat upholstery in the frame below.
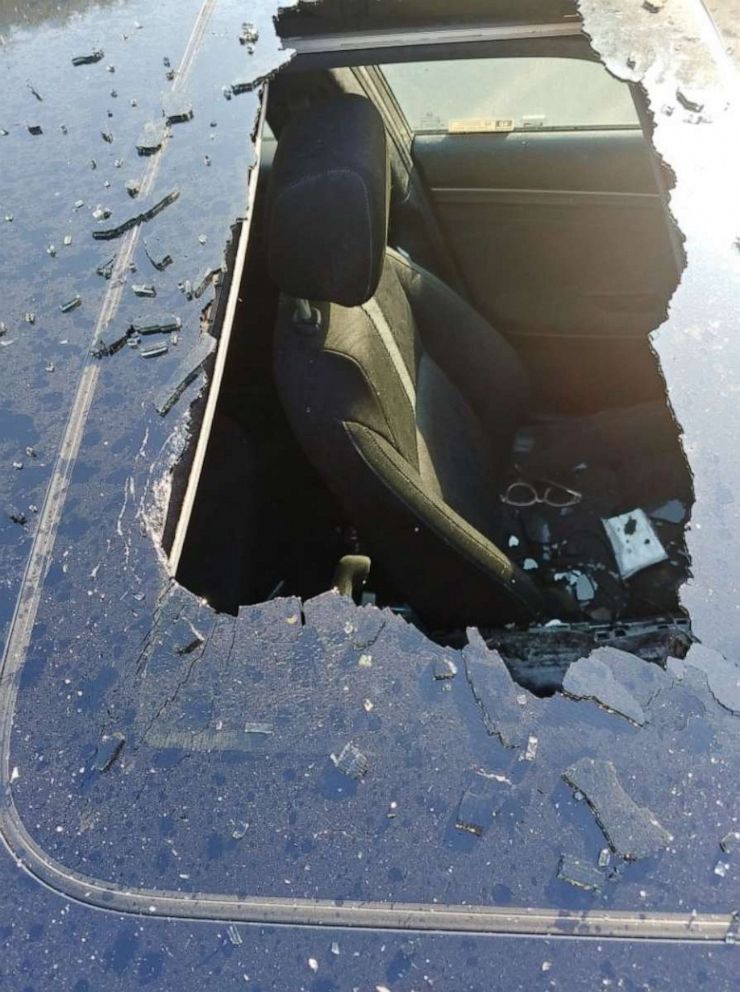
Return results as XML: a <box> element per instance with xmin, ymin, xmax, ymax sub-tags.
<box><xmin>267</xmin><ymin>94</ymin><xmax>551</xmax><ymax>626</ymax></box>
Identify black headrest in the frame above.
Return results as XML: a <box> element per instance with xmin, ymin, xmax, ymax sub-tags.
<box><xmin>267</xmin><ymin>95</ymin><xmax>389</xmax><ymax>308</ymax></box>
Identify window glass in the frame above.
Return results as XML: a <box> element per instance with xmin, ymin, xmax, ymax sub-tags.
<box><xmin>381</xmin><ymin>57</ymin><xmax>639</xmax><ymax>132</ymax></box>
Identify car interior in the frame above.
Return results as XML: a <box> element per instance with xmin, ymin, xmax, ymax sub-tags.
<box><xmin>174</xmin><ymin>27</ymin><xmax>693</xmax><ymax>664</ymax></box>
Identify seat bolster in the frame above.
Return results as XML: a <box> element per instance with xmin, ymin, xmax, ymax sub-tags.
<box><xmin>387</xmin><ymin>249</ymin><xmax>530</xmax><ymax>477</ymax></box>
<box><xmin>344</xmin><ymin>420</ymin><xmax>549</xmax><ymax>626</ymax></box>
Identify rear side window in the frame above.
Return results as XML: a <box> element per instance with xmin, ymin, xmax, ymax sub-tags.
<box><xmin>381</xmin><ymin>57</ymin><xmax>640</xmax><ymax>133</ymax></box>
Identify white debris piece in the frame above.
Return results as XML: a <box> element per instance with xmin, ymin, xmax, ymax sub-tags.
<box><xmin>602</xmin><ymin>508</ymin><xmax>668</xmax><ymax>579</ymax></box>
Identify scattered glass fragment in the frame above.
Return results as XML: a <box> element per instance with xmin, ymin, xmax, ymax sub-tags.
<box><xmin>26</xmin><ymin>82</ymin><xmax>43</xmax><ymax>101</ymax></box>
<box><xmin>720</xmin><ymin>831</ymin><xmax>740</xmax><ymax>854</ymax></box>
<box><xmin>140</xmin><ymin>341</ymin><xmax>168</xmax><ymax>359</ymax></box>
<box><xmin>136</xmin><ymin>120</ymin><xmax>166</xmax><ymax>156</ymax></box>
<box><xmin>523</xmin><ymin>735</ymin><xmax>538</xmax><ymax>761</ymax></box>
<box><xmin>239</xmin><ymin>22</ymin><xmax>259</xmax><ymax>46</ymax></box>
<box><xmin>92</xmin><ymin>188</ymin><xmax>179</xmax><ymax>241</ymax></box>
<box><xmin>4</xmin><ymin>214</ymin><xmax>12</xmax><ymax>223</ymax></box>
<box><xmin>160</xmin><ymin>327</ymin><xmax>200</xmax><ymax>389</ymax></box>
<box><xmin>681</xmin><ymin>643</ymin><xmax>740</xmax><ymax>714</ymax></box>
<box><xmin>60</xmin><ymin>295</ymin><xmax>82</xmax><ymax>313</ymax></box>
<box><xmin>433</xmin><ymin>656</ymin><xmax>458</xmax><ymax>680</ymax></box>
<box><xmin>563</xmin><ymin>757</ymin><xmax>672</xmax><ymax>860</ymax></box>
<box><xmin>95</xmin><ymin>254</ymin><xmax>116</xmax><ymax>279</ymax></box>
<box><xmin>463</xmin><ymin>629</ymin><xmax>535</xmax><ymax>748</ymax></box>
<box><xmin>330</xmin><ymin>942</ymin><xmax>340</xmax><ymax>956</ymax></box>
<box><xmin>244</xmin><ymin>722</ymin><xmax>273</xmax><ymax>735</ymax></box>
<box><xmin>308</xmin><ymin>959</ymin><xmax>318</xmax><ymax>973</ymax></box>
<box><xmin>330</xmin><ymin>742</ymin><xmax>368</xmax><ymax>780</ymax></box>
<box><xmin>72</xmin><ymin>49</ymin><xmax>104</xmax><ymax>66</ymax></box>
<box><xmin>362</xmin><ymin>698</ymin><xmax>374</xmax><ymax>713</ymax></box>
<box><xmin>94</xmin><ymin>733</ymin><xmax>125</xmax><ymax>772</ymax></box>
<box><xmin>643</xmin><ymin>0</ymin><xmax>666</xmax><ymax>9</ymax></box>
<box><xmin>63</xmin><ymin>235</ymin><xmax>72</xmax><ymax>246</ymax></box>
<box><xmin>231</xmin><ymin>821</ymin><xmax>249</xmax><ymax>840</ymax></box>
<box><xmin>676</xmin><ymin>87</ymin><xmax>704</xmax><ymax>113</ymax></box>
<box><xmin>557</xmin><ymin>853</ymin><xmax>605</xmax><ymax>891</ymax></box>
<box><xmin>9</xmin><ymin>511</ymin><xmax>27</xmax><ymax>525</ymax></box>
<box><xmin>92</xmin><ymin>205</ymin><xmax>112</xmax><ymax>221</ymax></box>
<box><xmin>74</xmin><ymin>199</ymin><xmax>85</xmax><ymax>210</ymax></box>
<box><xmin>162</xmin><ymin>92</ymin><xmax>193</xmax><ymax>124</ymax></box>
<box><xmin>198</xmin><ymin>234</ymin><xmax>207</xmax><ymax>246</ymax></box>
<box><xmin>101</xmin><ymin>130</ymin><xmax>113</xmax><ymax>144</ymax></box>
<box><xmin>12</xmin><ymin>461</ymin><xmax>23</xmax><ymax>471</ymax></box>
<box><xmin>47</xmin><ymin>244</ymin><xmax>57</xmax><ymax>257</ymax></box>
<box><xmin>222</xmin><ymin>86</ymin><xmax>232</xmax><ymax>101</ymax></box>
<box><xmin>24</xmin><ymin>312</ymin><xmax>35</xmax><ymax>324</ymax></box>
<box><xmin>455</xmin><ymin>771</ymin><xmax>509</xmax><ymax>836</ymax></box>
<box><xmin>598</xmin><ymin>848</ymin><xmax>611</xmax><ymax>868</ymax></box>
<box><xmin>45</xmin><ymin>361</ymin><xmax>55</xmax><ymax>372</ymax></box>
<box><xmin>144</xmin><ymin>237</ymin><xmax>173</xmax><ymax>271</ymax></box>
<box><xmin>132</xmin><ymin>284</ymin><xmax>156</xmax><ymax>298</ymax></box>
<box><xmin>226</xmin><ymin>925</ymin><xmax>242</xmax><ymax>947</ymax></box>
<box><xmin>132</xmin><ymin>315</ymin><xmax>181</xmax><ymax>336</ymax></box>
<box><xmin>563</xmin><ymin>655</ymin><xmax>647</xmax><ymax>726</ymax></box>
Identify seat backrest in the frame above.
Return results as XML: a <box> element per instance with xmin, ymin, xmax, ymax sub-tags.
<box><xmin>267</xmin><ymin>95</ymin><xmax>547</xmax><ymax>626</ymax></box>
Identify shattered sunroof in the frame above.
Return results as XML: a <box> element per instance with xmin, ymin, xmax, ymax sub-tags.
<box><xmin>0</xmin><ymin>0</ymin><xmax>739</xmax><ymax>942</ymax></box>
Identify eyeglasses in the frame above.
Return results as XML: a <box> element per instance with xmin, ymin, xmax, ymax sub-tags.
<box><xmin>501</xmin><ymin>478</ymin><xmax>582</xmax><ymax>509</ymax></box>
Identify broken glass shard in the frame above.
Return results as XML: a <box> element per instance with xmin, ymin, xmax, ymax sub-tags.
<box><xmin>455</xmin><ymin>770</ymin><xmax>510</xmax><ymax>836</ymax></box>
<box><xmin>433</xmin><ymin>656</ymin><xmax>458</xmax><ymax>680</ymax></box>
<box><xmin>563</xmin><ymin>757</ymin><xmax>672</xmax><ymax>860</ymax></box>
<box><xmin>239</xmin><ymin>22</ymin><xmax>259</xmax><ymax>46</ymax></box>
<box><xmin>463</xmin><ymin>628</ymin><xmax>536</xmax><ymax>748</ymax></box>
<box><xmin>92</xmin><ymin>205</ymin><xmax>111</xmax><ymax>221</ymax></box>
<box><xmin>60</xmin><ymin>295</ymin><xmax>82</xmax><ymax>313</ymax></box>
<box><xmin>244</xmin><ymin>722</ymin><xmax>273</xmax><ymax>735</ymax></box>
<box><xmin>155</xmin><ymin>335</ymin><xmax>215</xmax><ymax>415</ymax></box>
<box><xmin>720</xmin><ymin>831</ymin><xmax>740</xmax><ymax>854</ymax></box>
<box><xmin>27</xmin><ymin>124</ymin><xmax>42</xmax><ymax>135</ymax></box>
<box><xmin>95</xmin><ymin>255</ymin><xmax>116</xmax><ymax>279</ymax></box>
<box><xmin>92</xmin><ymin>189</ymin><xmax>179</xmax><ymax>240</ymax></box>
<box><xmin>330</xmin><ymin>742</ymin><xmax>368</xmax><ymax>780</ymax></box>
<box><xmin>125</xmin><ymin>179</ymin><xmax>140</xmax><ymax>198</ymax></box>
<box><xmin>162</xmin><ymin>92</ymin><xmax>193</xmax><ymax>124</ymax></box>
<box><xmin>136</xmin><ymin>121</ymin><xmax>166</xmax><ymax>156</ymax></box>
<box><xmin>557</xmin><ymin>853</ymin><xmax>605</xmax><ymax>891</ymax></box>
<box><xmin>681</xmin><ymin>644</ymin><xmax>740</xmax><ymax>714</ymax></box>
<box><xmin>101</xmin><ymin>130</ymin><xmax>113</xmax><ymax>144</ymax></box>
<box><xmin>94</xmin><ymin>733</ymin><xmax>124</xmax><ymax>772</ymax></box>
<box><xmin>563</xmin><ymin>655</ymin><xmax>647</xmax><ymax>725</ymax></box>
<box><xmin>72</xmin><ymin>49</ymin><xmax>104</xmax><ymax>66</ymax></box>
<box><xmin>132</xmin><ymin>284</ymin><xmax>156</xmax><ymax>298</ymax></box>
<box><xmin>140</xmin><ymin>342</ymin><xmax>168</xmax><ymax>359</ymax></box>
<box><xmin>144</xmin><ymin>237</ymin><xmax>173</xmax><ymax>271</ymax></box>
<box><xmin>132</xmin><ymin>315</ymin><xmax>181</xmax><ymax>336</ymax></box>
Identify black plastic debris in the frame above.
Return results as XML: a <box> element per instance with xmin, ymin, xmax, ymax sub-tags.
<box><xmin>72</xmin><ymin>49</ymin><xmax>104</xmax><ymax>66</ymax></box>
<box><xmin>463</xmin><ymin>628</ymin><xmax>536</xmax><ymax>749</ymax></box>
<box><xmin>92</xmin><ymin>188</ymin><xmax>179</xmax><ymax>241</ymax></box>
<box><xmin>9</xmin><ymin>511</ymin><xmax>27</xmax><ymax>526</ymax></box>
<box><xmin>563</xmin><ymin>757</ymin><xmax>672</xmax><ymax>860</ymax></box>
<box><xmin>94</xmin><ymin>732</ymin><xmax>125</xmax><ymax>772</ymax></box>
<box><xmin>556</xmin><ymin>853</ymin><xmax>606</xmax><ymax>891</ymax></box>
<box><xmin>676</xmin><ymin>86</ymin><xmax>705</xmax><ymax>113</ymax></box>
<box><xmin>155</xmin><ymin>335</ymin><xmax>215</xmax><ymax>415</ymax></box>
<box><xmin>136</xmin><ymin>120</ymin><xmax>167</xmax><ymax>156</ymax></box>
<box><xmin>162</xmin><ymin>93</ymin><xmax>193</xmax><ymax>124</ymax></box>
<box><xmin>330</xmin><ymin>742</ymin><xmax>368</xmax><ymax>780</ymax></box>
<box><xmin>144</xmin><ymin>236</ymin><xmax>173</xmax><ymax>271</ymax></box>
<box><xmin>26</xmin><ymin>124</ymin><xmax>42</xmax><ymax>135</ymax></box>
<box><xmin>455</xmin><ymin>771</ymin><xmax>510</xmax><ymax>837</ymax></box>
